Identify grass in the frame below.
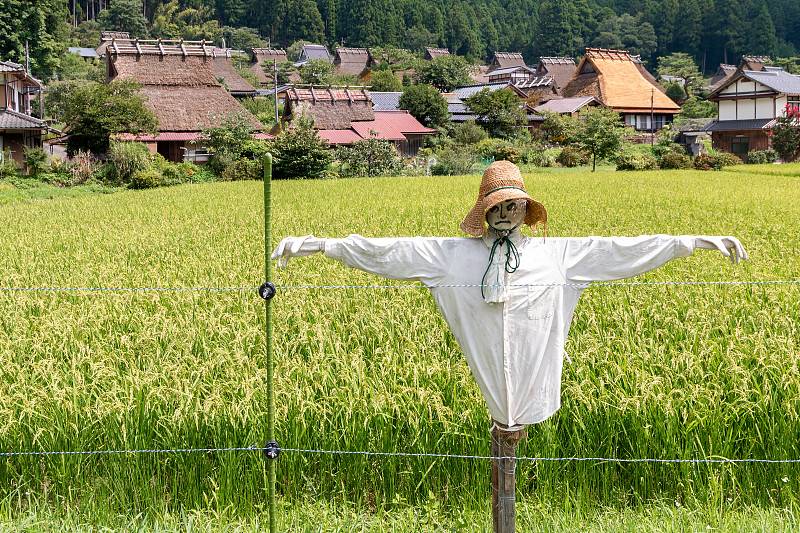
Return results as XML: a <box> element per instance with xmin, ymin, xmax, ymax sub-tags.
<box><xmin>0</xmin><ymin>164</ymin><xmax>799</xmax><ymax>529</ymax></box>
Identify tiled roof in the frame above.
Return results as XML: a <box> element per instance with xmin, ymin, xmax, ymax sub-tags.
<box><xmin>739</xmin><ymin>69</ymin><xmax>800</xmax><ymax>94</ymax></box>
<box><xmin>0</xmin><ymin>109</ymin><xmax>46</xmax><ymax>130</ymax></box>
<box><xmin>704</xmin><ymin>118</ymin><xmax>777</xmax><ymax>131</ymax></box>
<box><xmin>534</xmin><ymin>96</ymin><xmax>600</xmax><ymax>114</ymax></box>
<box><xmin>318</xmin><ymin>129</ymin><xmax>362</xmax><ymax>144</ymax></box>
<box><xmin>488</xmin><ymin>65</ymin><xmax>534</xmax><ymax>76</ymax></box>
<box><xmin>0</xmin><ymin>60</ymin><xmax>23</xmax><ymax>72</ymax></box>
<box><xmin>299</xmin><ymin>44</ymin><xmax>332</xmax><ymax>63</ymax></box>
<box><xmin>453</xmin><ymin>82</ymin><xmax>515</xmax><ymax>99</ymax></box>
<box><xmin>370</xmin><ymin>92</ymin><xmax>402</xmax><ymax>111</ymax></box>
<box><xmin>316</xmin><ymin>110</ymin><xmax>435</xmax><ymax>144</ymax></box>
<box><xmin>68</xmin><ymin>47</ymin><xmax>100</xmax><ymax>58</ymax></box>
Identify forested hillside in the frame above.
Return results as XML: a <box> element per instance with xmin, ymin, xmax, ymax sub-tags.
<box><xmin>4</xmin><ymin>0</ymin><xmax>800</xmax><ymax>78</ymax></box>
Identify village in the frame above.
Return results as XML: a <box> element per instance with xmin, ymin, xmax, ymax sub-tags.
<box><xmin>2</xmin><ymin>29</ymin><xmax>800</xmax><ymax>186</ymax></box>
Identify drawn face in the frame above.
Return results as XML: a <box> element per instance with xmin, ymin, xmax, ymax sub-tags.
<box><xmin>486</xmin><ymin>199</ymin><xmax>527</xmax><ymax>231</ymax></box>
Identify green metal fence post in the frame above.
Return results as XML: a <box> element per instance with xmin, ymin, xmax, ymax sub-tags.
<box><xmin>263</xmin><ymin>153</ymin><xmax>276</xmax><ymax>533</ymax></box>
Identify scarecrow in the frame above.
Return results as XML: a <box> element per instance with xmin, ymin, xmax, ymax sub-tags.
<box><xmin>271</xmin><ymin>160</ymin><xmax>747</xmax><ymax>529</ymax></box>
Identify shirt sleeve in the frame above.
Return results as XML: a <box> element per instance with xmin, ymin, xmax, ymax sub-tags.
<box><xmin>323</xmin><ymin>234</ymin><xmax>455</xmax><ymax>285</ymax></box>
<box><xmin>555</xmin><ymin>235</ymin><xmax>696</xmax><ymax>282</ymax></box>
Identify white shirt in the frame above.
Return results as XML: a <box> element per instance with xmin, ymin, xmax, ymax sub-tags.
<box><xmin>325</xmin><ymin>234</ymin><xmax>696</xmax><ymax>427</ymax></box>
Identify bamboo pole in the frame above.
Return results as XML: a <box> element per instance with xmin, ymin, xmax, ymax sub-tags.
<box><xmin>263</xmin><ymin>154</ymin><xmax>276</xmax><ymax>533</ymax></box>
<box><xmin>491</xmin><ymin>421</ymin><xmax>527</xmax><ymax>533</ymax></box>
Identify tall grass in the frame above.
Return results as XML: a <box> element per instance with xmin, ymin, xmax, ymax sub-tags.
<box><xmin>0</xmin><ymin>165</ymin><xmax>798</xmax><ymax>523</ymax></box>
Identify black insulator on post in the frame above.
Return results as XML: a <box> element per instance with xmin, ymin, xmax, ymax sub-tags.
<box><xmin>259</xmin><ymin>282</ymin><xmax>277</xmax><ymax>300</ymax></box>
<box><xmin>264</xmin><ymin>440</ymin><xmax>281</xmax><ymax>460</ymax></box>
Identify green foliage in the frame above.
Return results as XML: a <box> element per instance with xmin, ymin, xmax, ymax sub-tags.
<box><xmin>462</xmin><ymin>88</ymin><xmax>527</xmax><ymax>139</ymax></box>
<box><xmin>412</xmin><ymin>55</ymin><xmax>475</xmax><ymax>92</ymax></box>
<box><xmin>473</xmin><ymin>138</ymin><xmax>509</xmax><ymax>159</ymax></box>
<box><xmin>44</xmin><ymin>80</ymin><xmax>94</xmax><ymax>124</ymax></box>
<box><xmin>69</xmin><ymin>150</ymin><xmax>99</xmax><ymax>184</ymax></box>
<box><xmin>201</xmin><ymin>111</ymin><xmax>257</xmax><ymax>175</ymax></box>
<box><xmin>129</xmin><ymin>168</ymin><xmax>165</xmax><ymax>189</ymax></box>
<box><xmin>537</xmin><ymin>110</ymin><xmax>579</xmax><ymax>144</ymax></box>
<box><xmin>57</xmin><ymin>52</ymin><xmax>103</xmax><ymax>82</ymax></box>
<box><xmin>22</xmin><ymin>147</ymin><xmax>47</xmax><ymax>177</ymax></box>
<box><xmin>399</xmin><ymin>85</ymin><xmax>449</xmax><ymax>127</ymax></box>
<box><xmin>768</xmin><ymin>105</ymin><xmax>800</xmax><ymax>162</ymax></box>
<box><xmin>616</xmin><ymin>150</ymin><xmax>658</xmax><ymax>170</ymax></box>
<box><xmin>663</xmin><ymin>81</ymin><xmax>686</xmax><ymax>104</ymax></box>
<box><xmin>62</xmin><ymin>79</ymin><xmax>158</xmax><ymax>155</ymax></box>
<box><xmin>592</xmin><ymin>13</ymin><xmax>657</xmax><ymax>60</ymax></box>
<box><xmin>657</xmin><ymin>53</ymin><xmax>704</xmax><ymax>97</ymax></box>
<box><xmin>521</xmin><ymin>146</ymin><xmax>558</xmax><ymax>167</ymax></box>
<box><xmin>238</xmin><ymin>96</ymin><xmax>280</xmax><ymax>126</ymax></box>
<box><xmin>535</xmin><ymin>0</ymin><xmax>580</xmax><ymax>58</ymax></box>
<box><xmin>573</xmin><ymin>107</ymin><xmax>627</xmax><ymax>171</ymax></box>
<box><xmin>107</xmin><ymin>140</ymin><xmax>152</xmax><ymax>184</ymax></box>
<box><xmin>336</xmin><ymin>135</ymin><xmax>403</xmax><ymax>177</ymax></box>
<box><xmin>98</xmin><ymin>0</ymin><xmax>147</xmax><ymax>38</ymax></box>
<box><xmin>676</xmin><ymin>96</ymin><xmax>717</xmax><ymax>120</ymax></box>
<box><xmin>452</xmin><ymin>120</ymin><xmax>488</xmax><ymax>145</ymax></box>
<box><xmin>369</xmin><ymin>70</ymin><xmax>403</xmax><ymax>92</ymax></box>
<box><xmin>556</xmin><ymin>146</ymin><xmax>590</xmax><ymax>167</ymax></box>
<box><xmin>495</xmin><ymin>145</ymin><xmax>520</xmax><ymax>164</ymax></box>
<box><xmin>747</xmin><ymin>149</ymin><xmax>778</xmax><ymax>165</ymax></box>
<box><xmin>298</xmin><ymin>58</ymin><xmax>335</xmax><ymax>85</ymax></box>
<box><xmin>270</xmin><ymin>116</ymin><xmax>333</xmax><ymax>179</ymax></box>
<box><xmin>429</xmin><ymin>146</ymin><xmax>479</xmax><ymax>175</ymax></box>
<box><xmin>658</xmin><ymin>152</ymin><xmax>692</xmax><ymax>169</ymax></box>
<box><xmin>0</xmin><ymin>0</ymin><xmax>68</xmax><ymax>79</ymax></box>
<box><xmin>693</xmin><ymin>150</ymin><xmax>741</xmax><ymax>170</ymax></box>
<box><xmin>286</xmin><ymin>41</ymin><xmax>312</xmax><ymax>63</ymax></box>
<box><xmin>221</xmin><ymin>158</ymin><xmax>263</xmax><ymax>181</ymax></box>
<box><xmin>0</xmin><ymin>149</ymin><xmax>19</xmax><ymax>179</ymax></box>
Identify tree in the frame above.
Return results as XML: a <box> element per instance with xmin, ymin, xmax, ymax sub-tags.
<box><xmin>406</xmin><ymin>25</ymin><xmax>438</xmax><ymax>53</ymax></box>
<box><xmin>398</xmin><ymin>84</ymin><xmax>449</xmax><ymax>127</ymax></box>
<box><xmin>298</xmin><ymin>58</ymin><xmax>335</xmax><ymax>84</ymax></box>
<box><xmin>768</xmin><ymin>104</ymin><xmax>800</xmax><ymax>161</ymax></box>
<box><xmin>0</xmin><ymin>0</ymin><xmax>69</xmax><ymax>79</ymax></box>
<box><xmin>657</xmin><ymin>53</ymin><xmax>704</xmax><ymax>97</ymax></box>
<box><xmin>200</xmin><ymin>111</ymin><xmax>257</xmax><ymax>174</ymax></box>
<box><xmin>536</xmin><ymin>0</ymin><xmax>577</xmax><ymax>58</ymax></box>
<box><xmin>748</xmin><ymin>0</ymin><xmax>779</xmax><ymax>59</ymax></box>
<box><xmin>593</xmin><ymin>13</ymin><xmax>657</xmax><ymax>62</ymax></box>
<box><xmin>573</xmin><ymin>107</ymin><xmax>627</xmax><ymax>171</ymax></box>
<box><xmin>98</xmin><ymin>0</ymin><xmax>148</xmax><ymax>38</ymax></box>
<box><xmin>676</xmin><ymin>96</ymin><xmax>717</xmax><ymax>119</ymax></box>
<box><xmin>412</xmin><ymin>55</ymin><xmax>475</xmax><ymax>92</ymax></box>
<box><xmin>369</xmin><ymin>70</ymin><xmax>403</xmax><ymax>92</ymax></box>
<box><xmin>270</xmin><ymin>115</ymin><xmax>333</xmax><ymax>179</ymax></box>
<box><xmin>62</xmin><ymin>80</ymin><xmax>158</xmax><ymax>155</ymax></box>
<box><xmin>463</xmin><ymin>88</ymin><xmax>527</xmax><ymax>138</ymax></box>
<box><xmin>336</xmin><ymin>134</ymin><xmax>403</xmax><ymax>177</ymax></box>
<box><xmin>673</xmin><ymin>0</ymin><xmax>702</xmax><ymax>55</ymax></box>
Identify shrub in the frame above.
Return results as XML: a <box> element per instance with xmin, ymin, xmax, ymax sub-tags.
<box><xmin>221</xmin><ymin>158</ymin><xmax>263</xmax><ymax>181</ymax></box>
<box><xmin>270</xmin><ymin>116</ymin><xmax>333</xmax><ymax>180</ymax></box>
<box><xmin>70</xmin><ymin>150</ymin><xmax>98</xmax><ymax>184</ymax></box>
<box><xmin>495</xmin><ymin>145</ymin><xmax>521</xmax><ymax>164</ymax></box>
<box><xmin>130</xmin><ymin>169</ymin><xmax>164</xmax><ymax>189</ymax></box>
<box><xmin>336</xmin><ymin>136</ymin><xmax>403</xmax><ymax>178</ymax></box>
<box><xmin>108</xmin><ymin>140</ymin><xmax>151</xmax><ymax>184</ymax></box>
<box><xmin>430</xmin><ymin>147</ymin><xmax>479</xmax><ymax>175</ymax></box>
<box><xmin>616</xmin><ymin>151</ymin><xmax>658</xmax><ymax>171</ymax></box>
<box><xmin>556</xmin><ymin>146</ymin><xmax>590</xmax><ymax>167</ymax></box>
<box><xmin>693</xmin><ymin>150</ymin><xmax>741</xmax><ymax>170</ymax></box>
<box><xmin>658</xmin><ymin>152</ymin><xmax>692</xmax><ymax>169</ymax></box>
<box><xmin>23</xmin><ymin>147</ymin><xmax>48</xmax><ymax>176</ymax></box>
<box><xmin>768</xmin><ymin>104</ymin><xmax>800</xmax><ymax>161</ymax></box>
<box><xmin>452</xmin><ymin>120</ymin><xmax>488</xmax><ymax>145</ymax></box>
<box><xmin>522</xmin><ymin>146</ymin><xmax>557</xmax><ymax>167</ymax></box>
<box><xmin>473</xmin><ymin>138</ymin><xmax>508</xmax><ymax>160</ymax></box>
<box><xmin>747</xmin><ymin>149</ymin><xmax>778</xmax><ymax>165</ymax></box>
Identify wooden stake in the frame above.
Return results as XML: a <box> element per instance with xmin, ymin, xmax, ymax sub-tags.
<box><xmin>491</xmin><ymin>420</ymin><xmax>527</xmax><ymax>533</ymax></box>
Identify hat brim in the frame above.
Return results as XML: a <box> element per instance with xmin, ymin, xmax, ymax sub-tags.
<box><xmin>460</xmin><ymin>188</ymin><xmax>547</xmax><ymax>236</ymax></box>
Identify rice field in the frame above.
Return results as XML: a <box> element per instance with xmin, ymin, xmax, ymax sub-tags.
<box><xmin>0</xmin><ymin>164</ymin><xmax>799</xmax><ymax>530</ymax></box>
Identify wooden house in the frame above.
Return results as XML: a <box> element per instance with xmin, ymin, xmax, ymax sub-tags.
<box><xmin>533</xmin><ymin>57</ymin><xmax>576</xmax><ymax>95</ymax></box>
<box><xmin>333</xmin><ymin>48</ymin><xmax>371</xmax><ymax>77</ymax></box>
<box><xmin>210</xmin><ymin>49</ymin><xmax>258</xmax><ymax>97</ymax></box>
<box><xmin>706</xmin><ymin>64</ymin><xmax>800</xmax><ymax>162</ymax></box>
<box><xmin>423</xmin><ymin>47</ymin><xmax>450</xmax><ymax>61</ymax></box>
<box><xmin>105</xmin><ymin>39</ymin><xmax>262</xmax><ymax>163</ymax></box>
<box><xmin>0</xmin><ymin>60</ymin><xmax>46</xmax><ymax>166</ymax></box>
<box><xmin>281</xmin><ymin>87</ymin><xmax>434</xmax><ymax>156</ymax></box>
<box><xmin>487</xmin><ymin>65</ymin><xmax>535</xmax><ymax>85</ymax></box>
<box><xmin>250</xmin><ymin>48</ymin><xmax>287</xmax><ymax>86</ymax></box>
<box><xmin>562</xmin><ymin>48</ymin><xmax>680</xmax><ymax>132</ymax></box>
<box><xmin>487</xmin><ymin>52</ymin><xmax>526</xmax><ymax>73</ymax></box>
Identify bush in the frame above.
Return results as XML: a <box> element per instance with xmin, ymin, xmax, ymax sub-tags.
<box><xmin>70</xmin><ymin>150</ymin><xmax>98</xmax><ymax>184</ymax></box>
<box><xmin>108</xmin><ymin>140</ymin><xmax>151</xmax><ymax>184</ymax></box>
<box><xmin>336</xmin><ymin>136</ymin><xmax>403</xmax><ymax>178</ymax></box>
<box><xmin>747</xmin><ymin>149</ymin><xmax>778</xmax><ymax>165</ymax></box>
<box><xmin>473</xmin><ymin>138</ymin><xmax>508</xmax><ymax>160</ymax></box>
<box><xmin>221</xmin><ymin>158</ymin><xmax>263</xmax><ymax>181</ymax></box>
<box><xmin>658</xmin><ymin>152</ymin><xmax>692</xmax><ymax>169</ymax></box>
<box><xmin>23</xmin><ymin>147</ymin><xmax>48</xmax><ymax>176</ymax></box>
<box><xmin>130</xmin><ymin>169</ymin><xmax>164</xmax><ymax>189</ymax></box>
<box><xmin>270</xmin><ymin>116</ymin><xmax>333</xmax><ymax>180</ymax></box>
<box><xmin>616</xmin><ymin>151</ymin><xmax>658</xmax><ymax>171</ymax></box>
<box><xmin>430</xmin><ymin>147</ymin><xmax>479</xmax><ymax>175</ymax></box>
<box><xmin>557</xmin><ymin>146</ymin><xmax>590</xmax><ymax>167</ymax></box>
<box><xmin>521</xmin><ymin>146</ymin><xmax>557</xmax><ymax>167</ymax></box>
<box><xmin>693</xmin><ymin>150</ymin><xmax>741</xmax><ymax>170</ymax></box>
<box><xmin>495</xmin><ymin>145</ymin><xmax>521</xmax><ymax>164</ymax></box>
<box><xmin>452</xmin><ymin>120</ymin><xmax>488</xmax><ymax>145</ymax></box>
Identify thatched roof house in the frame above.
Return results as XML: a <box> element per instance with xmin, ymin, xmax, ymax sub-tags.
<box><xmin>250</xmin><ymin>48</ymin><xmax>287</xmax><ymax>85</ymax></box>
<box><xmin>488</xmin><ymin>52</ymin><xmax>526</xmax><ymax>72</ymax></box>
<box><xmin>96</xmin><ymin>31</ymin><xmax>131</xmax><ymax>57</ymax></box>
<box><xmin>210</xmin><ymin>49</ymin><xmax>258</xmax><ymax>96</ymax></box>
<box><xmin>281</xmin><ymin>86</ymin><xmax>434</xmax><ymax>156</ymax></box>
<box><xmin>738</xmin><ymin>55</ymin><xmax>771</xmax><ymax>73</ymax></box>
<box><xmin>333</xmin><ymin>48</ymin><xmax>371</xmax><ymax>77</ymax></box>
<box><xmin>514</xmin><ymin>76</ymin><xmax>560</xmax><ymax>105</ymax></box>
<box><xmin>708</xmin><ymin>64</ymin><xmax>737</xmax><ymax>92</ymax></box>
<box><xmin>534</xmin><ymin>57</ymin><xmax>576</xmax><ymax>94</ymax></box>
<box><xmin>106</xmin><ymin>39</ymin><xmax>262</xmax><ymax>162</ymax></box>
<box><xmin>563</xmin><ymin>48</ymin><xmax>679</xmax><ymax>132</ymax></box>
<box><xmin>423</xmin><ymin>47</ymin><xmax>450</xmax><ymax>61</ymax></box>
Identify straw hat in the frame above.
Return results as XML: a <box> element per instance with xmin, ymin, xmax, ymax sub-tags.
<box><xmin>460</xmin><ymin>160</ymin><xmax>547</xmax><ymax>236</ymax></box>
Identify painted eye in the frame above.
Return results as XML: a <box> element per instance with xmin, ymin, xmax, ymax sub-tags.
<box><xmin>489</xmin><ymin>206</ymin><xmax>499</xmax><ymax>213</ymax></box>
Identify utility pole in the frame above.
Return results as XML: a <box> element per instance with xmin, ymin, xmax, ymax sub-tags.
<box><xmin>491</xmin><ymin>422</ymin><xmax>527</xmax><ymax>533</ymax></box>
<box><xmin>274</xmin><ymin>59</ymin><xmax>279</xmax><ymax>127</ymax></box>
<box><xmin>650</xmin><ymin>88</ymin><xmax>655</xmax><ymax>146</ymax></box>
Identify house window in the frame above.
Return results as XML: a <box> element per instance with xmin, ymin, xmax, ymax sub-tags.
<box><xmin>8</xmin><ymin>87</ymin><xmax>16</xmax><ymax>111</ymax></box>
<box><xmin>636</xmin><ymin>115</ymin><xmax>652</xmax><ymax>131</ymax></box>
<box><xmin>731</xmin><ymin>137</ymin><xmax>749</xmax><ymax>154</ymax></box>
<box><xmin>624</xmin><ymin>115</ymin><xmax>635</xmax><ymax>127</ymax></box>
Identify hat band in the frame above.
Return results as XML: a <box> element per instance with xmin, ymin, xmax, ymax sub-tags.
<box><xmin>484</xmin><ymin>186</ymin><xmax>526</xmax><ymax>198</ymax></box>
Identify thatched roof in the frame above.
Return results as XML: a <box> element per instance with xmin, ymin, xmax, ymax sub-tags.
<box><xmin>739</xmin><ymin>55</ymin><xmax>771</xmax><ymax>72</ymax></box>
<box><xmin>210</xmin><ymin>52</ymin><xmax>257</xmax><ymax>94</ymax></box>
<box><xmin>96</xmin><ymin>32</ymin><xmax>131</xmax><ymax>56</ymax></box>
<box><xmin>282</xmin><ymin>87</ymin><xmax>373</xmax><ymax>130</ymax></box>
<box><xmin>708</xmin><ymin>64</ymin><xmax>737</xmax><ymax>92</ymax></box>
<box><xmin>563</xmin><ymin>48</ymin><xmax>679</xmax><ymax>113</ymax></box>
<box><xmin>488</xmin><ymin>52</ymin><xmax>526</xmax><ymax>72</ymax></box>
<box><xmin>535</xmin><ymin>57</ymin><xmax>576</xmax><ymax>93</ymax></box>
<box><xmin>333</xmin><ymin>47</ymin><xmax>371</xmax><ymax>76</ymax></box>
<box><xmin>423</xmin><ymin>47</ymin><xmax>450</xmax><ymax>60</ymax></box>
<box><xmin>107</xmin><ymin>43</ymin><xmax>262</xmax><ymax>132</ymax></box>
<box><xmin>250</xmin><ymin>49</ymin><xmax>287</xmax><ymax>84</ymax></box>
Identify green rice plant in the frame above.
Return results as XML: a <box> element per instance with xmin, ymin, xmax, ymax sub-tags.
<box><xmin>0</xmin><ymin>168</ymin><xmax>798</xmax><ymax>524</ymax></box>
